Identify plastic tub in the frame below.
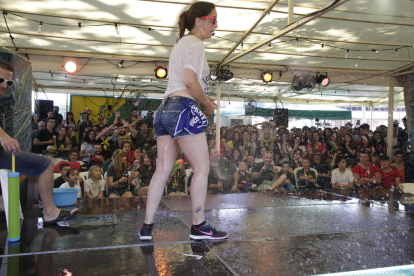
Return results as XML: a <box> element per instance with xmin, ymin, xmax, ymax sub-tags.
<box><xmin>53</xmin><ymin>188</ymin><xmax>80</xmax><ymax>207</ymax></box>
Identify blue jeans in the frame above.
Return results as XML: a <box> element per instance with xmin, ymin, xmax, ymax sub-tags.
<box><xmin>154</xmin><ymin>96</ymin><xmax>204</xmax><ymax>139</ymax></box>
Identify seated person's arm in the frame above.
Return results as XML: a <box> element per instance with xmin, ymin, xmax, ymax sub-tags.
<box><xmin>353</xmin><ymin>173</ymin><xmax>364</xmax><ymax>187</ymax></box>
<box><xmin>85</xmin><ymin>191</ymin><xmax>94</xmax><ymax>198</ymax></box>
<box><xmin>108</xmin><ymin>176</ymin><xmax>121</xmax><ymax>188</ymax></box>
<box><xmin>395</xmin><ymin>177</ymin><xmax>401</xmax><ymax>189</ymax></box>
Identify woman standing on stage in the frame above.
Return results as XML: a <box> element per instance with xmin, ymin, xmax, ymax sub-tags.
<box><xmin>139</xmin><ymin>1</ymin><xmax>227</xmax><ymax>241</ymax></box>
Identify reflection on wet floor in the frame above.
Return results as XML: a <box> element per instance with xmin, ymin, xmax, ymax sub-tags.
<box><xmin>0</xmin><ymin>189</ymin><xmax>414</xmax><ymax>275</ymax></box>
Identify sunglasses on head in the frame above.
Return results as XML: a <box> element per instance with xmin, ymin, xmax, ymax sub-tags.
<box><xmin>0</xmin><ymin>78</ymin><xmax>14</xmax><ymax>87</ymax></box>
<box><xmin>200</xmin><ymin>16</ymin><xmax>217</xmax><ymax>25</ymax></box>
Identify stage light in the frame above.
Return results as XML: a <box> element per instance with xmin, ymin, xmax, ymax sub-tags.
<box><xmin>64</xmin><ymin>61</ymin><xmax>77</xmax><ymax>73</ymax></box>
<box><xmin>261</xmin><ymin>72</ymin><xmax>273</xmax><ymax>83</ymax></box>
<box><xmin>155</xmin><ymin>66</ymin><xmax>167</xmax><ymax>78</ymax></box>
<box><xmin>117</xmin><ymin>60</ymin><xmax>124</xmax><ymax>68</ymax></box>
<box><xmin>316</xmin><ymin>73</ymin><xmax>330</xmax><ymax>87</ymax></box>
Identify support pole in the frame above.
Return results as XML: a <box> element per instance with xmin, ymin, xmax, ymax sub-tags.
<box><xmin>288</xmin><ymin>0</ymin><xmax>294</xmax><ymax>25</ymax></box>
<box><xmin>387</xmin><ymin>76</ymin><xmax>395</xmax><ymax>157</ymax></box>
<box><xmin>216</xmin><ymin>84</ymin><xmax>221</xmax><ymax>155</ymax></box>
<box><xmin>362</xmin><ymin>105</ymin><xmax>366</xmax><ymax>124</ymax></box>
<box><xmin>370</xmin><ymin>104</ymin><xmax>373</xmax><ymax>128</ymax></box>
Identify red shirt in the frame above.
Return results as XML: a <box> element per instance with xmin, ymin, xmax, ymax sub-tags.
<box><xmin>306</xmin><ymin>142</ymin><xmax>327</xmax><ymax>160</ymax></box>
<box><xmin>352</xmin><ymin>163</ymin><xmax>381</xmax><ymax>187</ymax></box>
<box><xmin>380</xmin><ymin>169</ymin><xmax>400</xmax><ymax>188</ymax></box>
<box><xmin>125</xmin><ymin>151</ymin><xmax>135</xmax><ymax>166</ymax></box>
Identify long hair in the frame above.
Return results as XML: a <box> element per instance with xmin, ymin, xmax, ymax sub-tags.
<box><xmin>177</xmin><ymin>1</ymin><xmax>216</xmax><ymax>41</ymax></box>
<box><xmin>112</xmin><ymin>149</ymin><xmax>126</xmax><ymax>178</ymax></box>
<box><xmin>88</xmin><ymin>165</ymin><xmax>102</xmax><ymax>179</ymax></box>
<box><xmin>142</xmin><ymin>150</ymin><xmax>156</xmax><ymax>172</ymax></box>
<box><xmin>66</xmin><ymin>111</ymin><xmax>75</xmax><ymax>125</ymax></box>
<box><xmin>83</xmin><ymin>129</ymin><xmax>96</xmax><ymax>145</ymax></box>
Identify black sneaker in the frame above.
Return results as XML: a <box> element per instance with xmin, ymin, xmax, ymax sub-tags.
<box><xmin>139</xmin><ymin>223</ymin><xmax>154</xmax><ymax>241</ymax></box>
<box><xmin>190</xmin><ymin>221</ymin><xmax>228</xmax><ymax>240</ymax></box>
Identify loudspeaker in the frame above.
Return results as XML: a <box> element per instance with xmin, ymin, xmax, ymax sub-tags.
<box><xmin>273</xmin><ymin>108</ymin><xmax>289</xmax><ymax>127</ymax></box>
<box><xmin>36</xmin><ymin>99</ymin><xmax>54</xmax><ymax>120</ymax></box>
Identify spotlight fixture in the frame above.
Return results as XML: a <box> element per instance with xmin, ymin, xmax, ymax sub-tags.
<box><xmin>64</xmin><ymin>61</ymin><xmax>77</xmax><ymax>74</ymax></box>
<box><xmin>117</xmin><ymin>60</ymin><xmax>124</xmax><ymax>68</ymax></box>
<box><xmin>261</xmin><ymin>72</ymin><xmax>273</xmax><ymax>83</ymax></box>
<box><xmin>155</xmin><ymin>66</ymin><xmax>168</xmax><ymax>78</ymax></box>
<box><xmin>316</xmin><ymin>73</ymin><xmax>330</xmax><ymax>87</ymax></box>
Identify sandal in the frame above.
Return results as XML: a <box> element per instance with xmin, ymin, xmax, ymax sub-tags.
<box><xmin>43</xmin><ymin>209</ymin><xmax>79</xmax><ymax>226</ymax></box>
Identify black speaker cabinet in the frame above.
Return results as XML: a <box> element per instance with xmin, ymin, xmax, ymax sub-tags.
<box><xmin>273</xmin><ymin>108</ymin><xmax>289</xmax><ymax>127</ymax></box>
<box><xmin>36</xmin><ymin>99</ymin><xmax>54</xmax><ymax>120</ymax></box>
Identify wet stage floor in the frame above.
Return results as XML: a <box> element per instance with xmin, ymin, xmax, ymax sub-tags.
<box><xmin>1</xmin><ymin>189</ymin><xmax>414</xmax><ymax>275</ymax></box>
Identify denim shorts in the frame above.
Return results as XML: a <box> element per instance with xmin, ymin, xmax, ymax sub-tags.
<box><xmin>0</xmin><ymin>151</ymin><xmax>52</xmax><ymax>177</ymax></box>
<box><xmin>154</xmin><ymin>96</ymin><xmax>203</xmax><ymax>139</ymax></box>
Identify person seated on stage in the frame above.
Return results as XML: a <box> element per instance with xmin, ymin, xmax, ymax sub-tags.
<box><xmin>89</xmin><ymin>144</ymin><xmax>105</xmax><ymax>166</ymax></box>
<box><xmin>310</xmin><ymin>150</ymin><xmax>332</xmax><ymax>189</ymax></box>
<box><xmin>391</xmin><ymin>150</ymin><xmax>405</xmax><ymax>183</ymax></box>
<box><xmin>107</xmin><ymin>149</ymin><xmax>134</xmax><ymax>198</ymax></box>
<box><xmin>296</xmin><ymin>158</ymin><xmax>317</xmax><ymax>190</ymax></box>
<box><xmin>252</xmin><ymin>151</ymin><xmax>279</xmax><ymax>191</ymax></box>
<box><xmin>166</xmin><ymin>159</ymin><xmax>186</xmax><ymax>196</ymax></box>
<box><xmin>266</xmin><ymin>161</ymin><xmax>295</xmax><ymax>192</ymax></box>
<box><xmin>84</xmin><ymin>165</ymin><xmax>105</xmax><ymax>198</ymax></box>
<box><xmin>379</xmin><ymin>156</ymin><xmax>401</xmax><ymax>189</ymax></box>
<box><xmin>134</xmin><ymin>150</ymin><xmax>156</xmax><ymax>196</ymax></box>
<box><xmin>59</xmin><ymin>168</ymin><xmax>82</xmax><ymax>198</ymax></box>
<box><xmin>331</xmin><ymin>157</ymin><xmax>354</xmax><ymax>189</ymax></box>
<box><xmin>232</xmin><ymin>161</ymin><xmax>254</xmax><ymax>193</ymax></box>
<box><xmin>352</xmin><ymin>151</ymin><xmax>382</xmax><ymax>188</ymax></box>
<box><xmin>54</xmin><ymin>163</ymin><xmax>71</xmax><ymax>188</ymax></box>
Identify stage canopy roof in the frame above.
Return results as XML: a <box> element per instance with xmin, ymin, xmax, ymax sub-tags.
<box><xmin>1</xmin><ymin>0</ymin><xmax>413</xmax><ymax>107</ymax></box>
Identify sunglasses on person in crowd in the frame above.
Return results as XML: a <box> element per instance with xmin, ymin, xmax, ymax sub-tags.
<box><xmin>200</xmin><ymin>16</ymin><xmax>217</xmax><ymax>25</ymax></box>
<box><xmin>0</xmin><ymin>78</ymin><xmax>14</xmax><ymax>87</ymax></box>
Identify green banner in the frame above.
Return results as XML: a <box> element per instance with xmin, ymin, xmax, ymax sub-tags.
<box><xmin>245</xmin><ymin>108</ymin><xmax>351</xmax><ymax>120</ymax></box>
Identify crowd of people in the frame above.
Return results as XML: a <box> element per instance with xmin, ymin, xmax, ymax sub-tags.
<box><xmin>30</xmin><ymin>106</ymin><xmax>410</xmax><ymax>198</ymax></box>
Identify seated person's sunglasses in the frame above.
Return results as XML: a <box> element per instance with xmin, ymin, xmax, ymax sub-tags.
<box><xmin>0</xmin><ymin>78</ymin><xmax>14</xmax><ymax>87</ymax></box>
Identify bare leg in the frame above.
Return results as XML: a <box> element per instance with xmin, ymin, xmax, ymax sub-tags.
<box><xmin>38</xmin><ymin>161</ymin><xmax>78</xmax><ymax>222</ymax></box>
<box><xmin>109</xmin><ymin>194</ymin><xmax>120</xmax><ymax>198</ymax></box>
<box><xmin>176</xmin><ymin>133</ymin><xmax>209</xmax><ymax>225</ymax></box>
<box><xmin>269</xmin><ymin>175</ymin><xmax>287</xmax><ymax>190</ymax></box>
<box><xmin>144</xmin><ymin>135</ymin><xmax>179</xmax><ymax>224</ymax></box>
<box><xmin>122</xmin><ymin>191</ymin><xmax>133</xmax><ymax>197</ymax></box>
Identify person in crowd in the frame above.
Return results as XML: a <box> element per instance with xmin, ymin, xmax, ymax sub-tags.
<box><xmin>252</xmin><ymin>151</ymin><xmax>279</xmax><ymax>191</ymax></box>
<box><xmin>54</xmin><ymin>163</ymin><xmax>71</xmax><ymax>188</ymax></box>
<box><xmin>391</xmin><ymin>150</ymin><xmax>405</xmax><ymax>183</ymax></box>
<box><xmin>330</xmin><ymin>148</ymin><xmax>345</xmax><ymax>169</ymax></box>
<box><xmin>166</xmin><ymin>160</ymin><xmax>187</xmax><ymax>196</ymax></box>
<box><xmin>323</xmin><ymin>128</ymin><xmax>334</xmax><ymax>142</ymax></box>
<box><xmin>33</xmin><ymin>117</ymin><xmax>57</xmax><ymax>154</ymax></box>
<box><xmin>291</xmin><ymin>135</ymin><xmax>307</xmax><ymax>158</ymax></box>
<box><xmin>68</xmin><ymin>149</ymin><xmax>83</xmax><ymax>164</ymax></box>
<box><xmin>116</xmin><ymin>118</ymin><xmax>138</xmax><ymax>149</ymax></box>
<box><xmin>43</xmin><ymin>145</ymin><xmax>65</xmax><ymax>165</ymax></box>
<box><xmin>232</xmin><ymin>161</ymin><xmax>254</xmax><ymax>193</ymax></box>
<box><xmin>341</xmin><ymin>133</ymin><xmax>357</xmax><ymax>167</ymax></box>
<box><xmin>84</xmin><ymin>165</ymin><xmax>105</xmax><ymax>198</ymax></box>
<box><xmin>331</xmin><ymin>157</ymin><xmax>354</xmax><ymax>189</ymax></box>
<box><xmin>62</xmin><ymin>111</ymin><xmax>77</xmax><ymax>132</ymax></box>
<box><xmin>93</xmin><ymin>116</ymin><xmax>108</xmax><ymax>129</ymax></box>
<box><xmin>59</xmin><ymin>168</ymin><xmax>82</xmax><ymax>198</ymax></box>
<box><xmin>42</xmin><ymin>110</ymin><xmax>58</xmax><ymax>127</ymax></box>
<box><xmin>258</xmin><ymin>128</ymin><xmax>280</xmax><ymax>164</ymax></box>
<box><xmin>245</xmin><ymin>154</ymin><xmax>256</xmax><ymax>174</ymax></box>
<box><xmin>95</xmin><ymin>125</ymin><xmax>116</xmax><ymax>159</ymax></box>
<box><xmin>134</xmin><ymin>150</ymin><xmax>156</xmax><ymax>196</ymax></box>
<box><xmin>55</xmin><ymin>125</ymin><xmax>71</xmax><ymax>160</ymax></box>
<box><xmin>31</xmin><ymin>113</ymin><xmax>40</xmax><ymax>130</ymax></box>
<box><xmin>123</xmin><ymin>141</ymin><xmax>135</xmax><ymax>166</ymax></box>
<box><xmin>395</xmin><ymin>117</ymin><xmax>408</xmax><ymax>154</ymax></box>
<box><xmin>77</xmin><ymin>112</ymin><xmax>93</xmax><ymax>144</ymax></box>
<box><xmin>53</xmin><ymin>106</ymin><xmax>63</xmax><ymax>125</ymax></box>
<box><xmin>296</xmin><ymin>158</ymin><xmax>317</xmax><ymax>190</ymax></box>
<box><xmin>290</xmin><ymin>148</ymin><xmax>303</xmax><ymax>171</ymax></box>
<box><xmin>107</xmin><ymin>149</ymin><xmax>134</xmax><ymax>198</ymax></box>
<box><xmin>310</xmin><ymin>150</ymin><xmax>331</xmax><ymax>189</ymax></box>
<box><xmin>79</xmin><ymin>129</ymin><xmax>96</xmax><ymax>163</ymax></box>
<box><xmin>231</xmin><ymin>131</ymin><xmax>243</xmax><ymax>154</ymax></box>
<box><xmin>358</xmin><ymin>134</ymin><xmax>372</xmax><ymax>154</ymax></box>
<box><xmin>203</xmin><ymin>147</ymin><xmax>236</xmax><ymax>193</ymax></box>
<box><xmin>372</xmin><ymin>131</ymin><xmax>387</xmax><ymax>155</ymax></box>
<box><xmin>326</xmin><ymin>133</ymin><xmax>339</xmax><ymax>163</ymax></box>
<box><xmin>371</xmin><ymin>152</ymin><xmax>381</xmax><ymax>167</ymax></box>
<box><xmin>307</xmin><ymin>131</ymin><xmax>327</xmax><ymax>160</ymax></box>
<box><xmin>359</xmin><ymin>123</ymin><xmax>372</xmax><ymax>138</ymax></box>
<box><xmin>266</xmin><ymin>161</ymin><xmax>295</xmax><ymax>192</ymax></box>
<box><xmin>230</xmin><ymin>148</ymin><xmax>243</xmax><ymax>169</ymax></box>
<box><xmin>240</xmin><ymin>131</ymin><xmax>251</xmax><ymax>158</ymax></box>
<box><xmin>89</xmin><ymin>144</ymin><xmax>105</xmax><ymax>166</ymax></box>
<box><xmin>65</xmin><ymin>126</ymin><xmax>78</xmax><ymax>150</ymax></box>
<box><xmin>379</xmin><ymin>156</ymin><xmax>400</xmax><ymax>189</ymax></box>
<box><xmin>278</xmin><ymin>133</ymin><xmax>292</xmax><ymax>165</ymax></box>
<box><xmin>250</xmin><ymin>132</ymin><xmax>260</xmax><ymax>158</ymax></box>
<box><xmin>352</xmin><ymin>151</ymin><xmax>382</xmax><ymax>188</ymax></box>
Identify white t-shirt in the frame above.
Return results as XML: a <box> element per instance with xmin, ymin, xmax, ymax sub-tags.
<box><xmin>331</xmin><ymin>168</ymin><xmax>354</xmax><ymax>186</ymax></box>
<box><xmin>59</xmin><ymin>182</ymin><xmax>82</xmax><ymax>198</ymax></box>
<box><xmin>84</xmin><ymin>178</ymin><xmax>105</xmax><ymax>198</ymax></box>
<box><xmin>164</xmin><ymin>35</ymin><xmax>210</xmax><ymax>98</ymax></box>
<box><xmin>81</xmin><ymin>142</ymin><xmax>94</xmax><ymax>162</ymax></box>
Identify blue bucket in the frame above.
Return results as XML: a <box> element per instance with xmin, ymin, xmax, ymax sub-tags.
<box><xmin>53</xmin><ymin>188</ymin><xmax>80</xmax><ymax>207</ymax></box>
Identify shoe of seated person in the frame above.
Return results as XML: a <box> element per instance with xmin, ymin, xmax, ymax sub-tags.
<box><xmin>190</xmin><ymin>221</ymin><xmax>228</xmax><ymax>240</ymax></box>
<box><xmin>139</xmin><ymin>223</ymin><xmax>154</xmax><ymax>241</ymax></box>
